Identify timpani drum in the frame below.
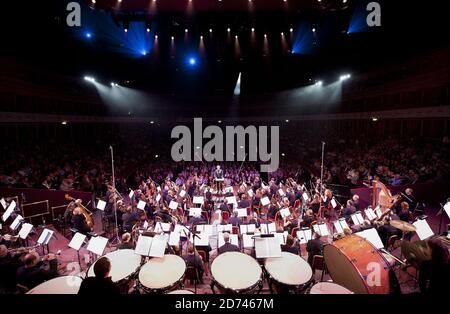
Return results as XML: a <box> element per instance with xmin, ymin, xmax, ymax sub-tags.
<box><xmin>323</xmin><ymin>235</ymin><xmax>391</xmax><ymax>294</ymax></box>
<box><xmin>309</xmin><ymin>282</ymin><xmax>353</xmax><ymax>294</ymax></box>
<box><xmin>264</xmin><ymin>252</ymin><xmax>313</xmax><ymax>293</ymax></box>
<box><xmin>27</xmin><ymin>276</ymin><xmax>83</xmax><ymax>294</ymax></box>
<box><xmin>167</xmin><ymin>289</ymin><xmax>195</xmax><ymax>294</ymax></box>
<box><xmin>138</xmin><ymin>254</ymin><xmax>186</xmax><ymax>293</ymax></box>
<box><xmin>210</xmin><ymin>252</ymin><xmax>263</xmax><ymax>294</ymax></box>
<box><xmin>87</xmin><ymin>249</ymin><xmax>142</xmax><ymax>293</ymax></box>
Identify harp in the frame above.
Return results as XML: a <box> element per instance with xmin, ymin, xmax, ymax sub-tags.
<box><xmin>371</xmin><ymin>180</ymin><xmax>395</xmax><ymax>213</ymax></box>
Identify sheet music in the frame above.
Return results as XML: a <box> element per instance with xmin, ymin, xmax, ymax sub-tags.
<box><xmin>247</xmin><ymin>190</ymin><xmax>254</xmax><ymax>197</ymax></box>
<box><xmin>68</xmin><ymin>232</ymin><xmax>86</xmax><ymax>250</ymax></box>
<box><xmin>149</xmin><ymin>235</ymin><xmax>167</xmax><ymax>258</ymax></box>
<box><xmin>37</xmin><ymin>228</ymin><xmax>54</xmax><ymax>245</ymax></box>
<box><xmin>356</xmin><ymin>228</ymin><xmax>384</xmax><ymax>249</ymax></box>
<box><xmin>444</xmin><ymin>202</ymin><xmax>450</xmax><ymax>218</ymax></box>
<box><xmin>0</xmin><ymin>198</ymin><xmax>6</xmax><ymax>209</ymax></box>
<box><xmin>169</xmin><ymin>200</ymin><xmax>178</xmax><ymax>210</ymax></box>
<box><xmin>135</xmin><ymin>236</ymin><xmax>153</xmax><ymax>256</ymax></box>
<box><xmin>168</xmin><ymin>232</ymin><xmax>180</xmax><ymax>246</ymax></box>
<box><xmin>218</xmin><ymin>232</ymin><xmax>239</xmax><ymax>247</ymax></box>
<box><xmin>235</xmin><ymin>208</ymin><xmax>247</xmax><ymax>218</ymax></box>
<box><xmin>313</xmin><ymin>223</ymin><xmax>330</xmax><ymax>236</ymax></box>
<box><xmin>296</xmin><ymin>228</ymin><xmax>312</xmax><ymax>244</ymax></box>
<box><xmin>272</xmin><ymin>231</ymin><xmax>288</xmax><ymax>245</ymax></box>
<box><xmin>217</xmin><ymin>224</ymin><xmax>232</xmax><ymax>233</ymax></box>
<box><xmin>87</xmin><ymin>236</ymin><xmax>108</xmax><ymax>256</ymax></box>
<box><xmin>374</xmin><ymin>206</ymin><xmax>382</xmax><ymax>219</ymax></box>
<box><xmin>302</xmin><ymin>192</ymin><xmax>309</xmax><ymax>201</ymax></box>
<box><xmin>174</xmin><ymin>224</ymin><xmax>190</xmax><ymax>235</ymax></box>
<box><xmin>155</xmin><ymin>194</ymin><xmax>161</xmax><ymax>202</ymax></box>
<box><xmin>179</xmin><ymin>190</ymin><xmax>186</xmax><ymax>198</ymax></box>
<box><xmin>189</xmin><ymin>208</ymin><xmax>201</xmax><ymax>217</ymax></box>
<box><xmin>242</xmin><ymin>234</ymin><xmax>255</xmax><ymax>248</ymax></box>
<box><xmin>2</xmin><ymin>200</ymin><xmax>16</xmax><ymax>221</ymax></box>
<box><xmin>255</xmin><ymin>237</ymin><xmax>282</xmax><ymax>258</ymax></box>
<box><xmin>334</xmin><ymin>220</ymin><xmax>344</xmax><ymax>234</ymax></box>
<box><xmin>190</xmin><ymin>232</ymin><xmax>210</xmax><ymax>246</ymax></box>
<box><xmin>356</xmin><ymin>212</ymin><xmax>364</xmax><ymax>224</ymax></box>
<box><xmin>240</xmin><ymin>224</ymin><xmax>256</xmax><ymax>234</ymax></box>
<box><xmin>260</xmin><ymin>196</ymin><xmax>270</xmax><ymax>206</ymax></box>
<box><xmin>261</xmin><ymin>222</ymin><xmax>276</xmax><ymax>234</ymax></box>
<box><xmin>196</xmin><ymin>224</ymin><xmax>213</xmax><ymax>237</ymax></box>
<box><xmin>10</xmin><ymin>214</ymin><xmax>24</xmax><ymax>230</ymax></box>
<box><xmin>96</xmin><ymin>200</ymin><xmax>106</xmax><ymax>211</ymax></box>
<box><xmin>193</xmin><ymin>196</ymin><xmax>204</xmax><ymax>204</ymax></box>
<box><xmin>18</xmin><ymin>223</ymin><xmax>33</xmax><ymax>239</ymax></box>
<box><xmin>365</xmin><ymin>208</ymin><xmax>377</xmax><ymax>220</ymax></box>
<box><xmin>128</xmin><ymin>190</ymin><xmax>134</xmax><ymax>199</ymax></box>
<box><xmin>137</xmin><ymin>200</ymin><xmax>146</xmax><ymax>210</ymax></box>
<box><xmin>413</xmin><ymin>219</ymin><xmax>435</xmax><ymax>240</ymax></box>
<box><xmin>278</xmin><ymin>188</ymin><xmax>285</xmax><ymax>196</ymax></box>
<box><xmin>351</xmin><ymin>213</ymin><xmax>363</xmax><ymax>226</ymax></box>
<box><xmin>279</xmin><ymin>207</ymin><xmax>291</xmax><ymax>218</ymax></box>
<box><xmin>330</xmin><ymin>198</ymin><xmax>338</xmax><ymax>209</ymax></box>
<box><xmin>154</xmin><ymin>222</ymin><xmax>171</xmax><ymax>233</ymax></box>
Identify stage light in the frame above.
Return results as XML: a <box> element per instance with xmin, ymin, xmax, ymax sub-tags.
<box><xmin>285</xmin><ymin>119</ymin><xmax>289</xmax><ymax>122</ymax></box>
<box><xmin>84</xmin><ymin>76</ymin><xmax>95</xmax><ymax>83</ymax></box>
<box><xmin>282</xmin><ymin>153</ymin><xmax>285</xmax><ymax>156</ymax></box>
<box><xmin>218</xmin><ymin>120</ymin><xmax>222</xmax><ymax>123</ymax></box>
<box><xmin>372</xmin><ymin>117</ymin><xmax>378</xmax><ymax>122</ymax></box>
<box><xmin>227</xmin><ymin>28</ymin><xmax>231</xmax><ymax>32</ymax></box>
<box><xmin>185</xmin><ymin>28</ymin><xmax>188</xmax><ymax>33</ymax></box>
<box><xmin>155</xmin><ymin>155</ymin><xmax>159</xmax><ymax>158</ymax></box>
<box><xmin>147</xmin><ymin>28</ymin><xmax>150</xmax><ymax>33</ymax></box>
<box><xmin>209</xmin><ymin>28</ymin><xmax>213</xmax><ymax>33</ymax></box>
<box><xmin>171</xmin><ymin>36</ymin><xmax>174</xmax><ymax>40</ymax></box>
<box><xmin>85</xmin><ymin>32</ymin><xmax>92</xmax><ymax>39</ymax></box>
<box><xmin>340</xmin><ymin>74</ymin><xmax>351</xmax><ymax>81</ymax></box>
<box><xmin>315</xmin><ymin>80</ymin><xmax>323</xmax><ymax>86</ymax></box>
<box><xmin>124</xmin><ymin>28</ymin><xmax>128</xmax><ymax>33</ymax></box>
<box><xmin>251</xmin><ymin>28</ymin><xmax>255</xmax><ymax>32</ymax></box>
<box><xmin>189</xmin><ymin>57</ymin><xmax>197</xmax><ymax>66</ymax></box>
<box><xmin>141</xmin><ymin>50</ymin><xmax>147</xmax><ymax>55</ymax></box>
<box><xmin>61</xmin><ymin>121</ymin><xmax>68</xmax><ymax>125</ymax></box>
<box><xmin>110</xmin><ymin>82</ymin><xmax>119</xmax><ymax>87</ymax></box>
<box><xmin>155</xmin><ymin>35</ymin><xmax>158</xmax><ymax>39</ymax></box>
<box><xmin>312</xmin><ymin>28</ymin><xmax>316</xmax><ymax>32</ymax></box>
<box><xmin>264</xmin><ymin>34</ymin><xmax>267</xmax><ymax>38</ymax></box>
<box><xmin>91</xmin><ymin>0</ymin><xmax>96</xmax><ymax>3</ymax></box>
<box><xmin>235</xmin><ymin>35</ymin><xmax>238</xmax><ymax>39</ymax></box>
<box><xmin>290</xmin><ymin>28</ymin><xmax>293</xmax><ymax>32</ymax></box>
<box><xmin>150</xmin><ymin>121</ymin><xmax>154</xmax><ymax>124</ymax></box>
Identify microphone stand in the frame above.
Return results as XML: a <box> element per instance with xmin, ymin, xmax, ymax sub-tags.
<box><xmin>320</xmin><ymin>141</ymin><xmax>325</xmax><ymax>204</ymax></box>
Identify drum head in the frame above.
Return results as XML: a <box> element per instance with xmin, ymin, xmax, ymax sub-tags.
<box><xmin>323</xmin><ymin>243</ymin><xmax>369</xmax><ymax>294</ymax></box>
<box><xmin>27</xmin><ymin>276</ymin><xmax>83</xmax><ymax>294</ymax></box>
<box><xmin>167</xmin><ymin>289</ymin><xmax>195</xmax><ymax>294</ymax></box>
<box><xmin>211</xmin><ymin>252</ymin><xmax>262</xmax><ymax>291</ymax></box>
<box><xmin>139</xmin><ymin>254</ymin><xmax>186</xmax><ymax>290</ymax></box>
<box><xmin>310</xmin><ymin>282</ymin><xmax>353</xmax><ymax>294</ymax></box>
<box><xmin>265</xmin><ymin>252</ymin><xmax>312</xmax><ymax>286</ymax></box>
<box><xmin>88</xmin><ymin>249</ymin><xmax>141</xmax><ymax>282</ymax></box>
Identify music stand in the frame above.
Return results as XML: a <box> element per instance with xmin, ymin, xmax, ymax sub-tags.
<box><xmin>37</xmin><ymin>228</ymin><xmax>54</xmax><ymax>255</ymax></box>
<box><xmin>254</xmin><ymin>235</ymin><xmax>282</xmax><ymax>258</ymax></box>
<box><xmin>18</xmin><ymin>223</ymin><xmax>33</xmax><ymax>246</ymax></box>
<box><xmin>68</xmin><ymin>232</ymin><xmax>87</xmax><ymax>270</ymax></box>
<box><xmin>135</xmin><ymin>234</ymin><xmax>167</xmax><ymax>258</ymax></box>
<box><xmin>86</xmin><ymin>236</ymin><xmax>108</xmax><ymax>264</ymax></box>
<box><xmin>438</xmin><ymin>201</ymin><xmax>450</xmax><ymax>234</ymax></box>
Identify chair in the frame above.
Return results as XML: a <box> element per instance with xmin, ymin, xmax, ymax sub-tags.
<box><xmin>311</xmin><ymin>255</ymin><xmax>326</xmax><ymax>282</ymax></box>
<box><xmin>232</xmin><ymin>226</ymin><xmax>240</xmax><ymax>235</ymax></box>
<box><xmin>293</xmin><ymin>199</ymin><xmax>301</xmax><ymax>210</ymax></box>
<box><xmin>221</xmin><ymin>211</ymin><xmax>230</xmax><ymax>223</ymax></box>
<box><xmin>387</xmin><ymin>235</ymin><xmax>398</xmax><ymax>252</ymax></box>
<box><xmin>290</xmin><ymin>226</ymin><xmax>300</xmax><ymax>238</ymax></box>
<box><xmin>184</xmin><ymin>266</ymin><xmax>201</xmax><ymax>285</ymax></box>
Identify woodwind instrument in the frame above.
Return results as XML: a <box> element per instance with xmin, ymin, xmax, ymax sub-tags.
<box><xmin>64</xmin><ymin>194</ymin><xmax>94</xmax><ymax>228</ymax></box>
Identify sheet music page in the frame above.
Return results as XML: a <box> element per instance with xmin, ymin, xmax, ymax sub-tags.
<box><xmin>278</xmin><ymin>188</ymin><xmax>285</xmax><ymax>196</ymax></box>
<box><xmin>268</xmin><ymin>222</ymin><xmax>276</xmax><ymax>233</ymax></box>
<box><xmin>340</xmin><ymin>219</ymin><xmax>350</xmax><ymax>230</ymax></box>
<box><xmin>155</xmin><ymin>194</ymin><xmax>161</xmax><ymax>202</ymax></box>
<box><xmin>356</xmin><ymin>228</ymin><xmax>384</xmax><ymax>249</ymax></box>
<box><xmin>18</xmin><ymin>223</ymin><xmax>33</xmax><ymax>239</ymax></box>
<box><xmin>255</xmin><ymin>237</ymin><xmax>282</xmax><ymax>258</ymax></box>
<box><xmin>169</xmin><ymin>200</ymin><xmax>178</xmax><ymax>210</ymax></box>
<box><xmin>189</xmin><ymin>208</ymin><xmax>201</xmax><ymax>217</ymax></box>
<box><xmin>87</xmin><ymin>236</ymin><xmax>108</xmax><ymax>256</ymax></box>
<box><xmin>334</xmin><ymin>221</ymin><xmax>344</xmax><ymax>234</ymax></box>
<box><xmin>154</xmin><ymin>222</ymin><xmax>171</xmax><ymax>233</ymax></box>
<box><xmin>191</xmin><ymin>232</ymin><xmax>210</xmax><ymax>246</ymax></box>
<box><xmin>351</xmin><ymin>214</ymin><xmax>361</xmax><ymax>226</ymax></box>
<box><xmin>149</xmin><ymin>235</ymin><xmax>167</xmax><ymax>258</ymax></box>
<box><xmin>280</xmin><ymin>207</ymin><xmax>291</xmax><ymax>218</ymax></box>
<box><xmin>137</xmin><ymin>200</ymin><xmax>146</xmax><ymax>210</ymax></box>
<box><xmin>236</xmin><ymin>208</ymin><xmax>247</xmax><ymax>217</ymax></box>
<box><xmin>226</xmin><ymin>196</ymin><xmax>237</xmax><ymax>204</ymax></box>
<box><xmin>271</xmin><ymin>231</ymin><xmax>287</xmax><ymax>245</ymax></box>
<box><xmin>356</xmin><ymin>212</ymin><xmax>364</xmax><ymax>224</ymax></box>
<box><xmin>135</xmin><ymin>236</ymin><xmax>153</xmax><ymax>256</ymax></box>
<box><xmin>179</xmin><ymin>190</ymin><xmax>186</xmax><ymax>198</ymax></box>
<box><xmin>247</xmin><ymin>224</ymin><xmax>256</xmax><ymax>233</ymax></box>
<box><xmin>10</xmin><ymin>214</ymin><xmax>24</xmax><ymax>230</ymax></box>
<box><xmin>193</xmin><ymin>196</ymin><xmax>204</xmax><ymax>204</ymax></box>
<box><xmin>260</xmin><ymin>197</ymin><xmax>270</xmax><ymax>206</ymax></box>
<box><xmin>330</xmin><ymin>199</ymin><xmax>337</xmax><ymax>209</ymax></box>
<box><xmin>37</xmin><ymin>228</ymin><xmax>54</xmax><ymax>245</ymax></box>
<box><xmin>68</xmin><ymin>232</ymin><xmax>86</xmax><ymax>250</ymax></box>
<box><xmin>375</xmin><ymin>206</ymin><xmax>382</xmax><ymax>218</ymax></box>
<box><xmin>413</xmin><ymin>219</ymin><xmax>435</xmax><ymax>240</ymax></box>
<box><xmin>247</xmin><ymin>190</ymin><xmax>254</xmax><ymax>197</ymax></box>
<box><xmin>174</xmin><ymin>224</ymin><xmax>190</xmax><ymax>235</ymax></box>
<box><xmin>2</xmin><ymin>200</ymin><xmax>16</xmax><ymax>221</ymax></box>
<box><xmin>365</xmin><ymin>208</ymin><xmax>376</xmax><ymax>220</ymax></box>
<box><xmin>242</xmin><ymin>234</ymin><xmax>254</xmax><ymax>248</ymax></box>
<box><xmin>302</xmin><ymin>192</ymin><xmax>309</xmax><ymax>201</ymax></box>
<box><xmin>128</xmin><ymin>190</ymin><xmax>134</xmax><ymax>199</ymax></box>
<box><xmin>319</xmin><ymin>224</ymin><xmax>330</xmax><ymax>236</ymax></box>
<box><xmin>197</xmin><ymin>224</ymin><xmax>213</xmax><ymax>237</ymax></box>
<box><xmin>239</xmin><ymin>224</ymin><xmax>248</xmax><ymax>234</ymax></box>
<box><xmin>217</xmin><ymin>224</ymin><xmax>232</xmax><ymax>233</ymax></box>
<box><xmin>0</xmin><ymin>198</ymin><xmax>6</xmax><ymax>209</ymax></box>
<box><xmin>96</xmin><ymin>199</ymin><xmax>106</xmax><ymax>211</ymax></box>
<box><xmin>444</xmin><ymin>202</ymin><xmax>450</xmax><ymax>218</ymax></box>
<box><xmin>168</xmin><ymin>232</ymin><xmax>180</xmax><ymax>246</ymax></box>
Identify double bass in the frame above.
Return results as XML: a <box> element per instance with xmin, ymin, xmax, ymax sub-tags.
<box><xmin>64</xmin><ymin>194</ymin><xmax>94</xmax><ymax>228</ymax></box>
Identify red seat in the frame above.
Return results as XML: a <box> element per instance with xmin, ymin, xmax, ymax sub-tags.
<box><xmin>293</xmin><ymin>199</ymin><xmax>301</xmax><ymax>210</ymax></box>
<box><xmin>290</xmin><ymin>226</ymin><xmax>300</xmax><ymax>238</ymax></box>
<box><xmin>232</xmin><ymin>226</ymin><xmax>239</xmax><ymax>235</ymax></box>
<box><xmin>221</xmin><ymin>211</ymin><xmax>230</xmax><ymax>222</ymax></box>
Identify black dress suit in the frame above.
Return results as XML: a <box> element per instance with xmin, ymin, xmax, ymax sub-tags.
<box><xmin>218</xmin><ymin>242</ymin><xmax>240</xmax><ymax>255</ymax></box>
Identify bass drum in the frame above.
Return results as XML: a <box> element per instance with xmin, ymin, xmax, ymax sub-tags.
<box><xmin>323</xmin><ymin>235</ymin><xmax>391</xmax><ymax>294</ymax></box>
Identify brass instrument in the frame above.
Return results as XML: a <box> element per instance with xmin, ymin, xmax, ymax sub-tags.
<box><xmin>7</xmin><ymin>244</ymin><xmax>39</xmax><ymax>254</ymax></box>
<box><xmin>64</xmin><ymin>194</ymin><xmax>94</xmax><ymax>228</ymax></box>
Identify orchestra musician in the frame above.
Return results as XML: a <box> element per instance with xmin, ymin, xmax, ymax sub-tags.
<box><xmin>16</xmin><ymin>251</ymin><xmax>58</xmax><ymax>290</ymax></box>
<box><xmin>71</xmin><ymin>207</ymin><xmax>92</xmax><ymax>235</ymax></box>
<box><xmin>78</xmin><ymin>257</ymin><xmax>120</xmax><ymax>294</ymax></box>
<box><xmin>217</xmin><ymin>232</ymin><xmax>240</xmax><ymax>255</ymax></box>
<box><xmin>418</xmin><ymin>237</ymin><xmax>449</xmax><ymax>293</ymax></box>
<box><xmin>214</xmin><ymin>165</ymin><xmax>224</xmax><ymax>193</ymax></box>
<box><xmin>306</xmin><ymin>232</ymin><xmax>324</xmax><ymax>265</ymax></box>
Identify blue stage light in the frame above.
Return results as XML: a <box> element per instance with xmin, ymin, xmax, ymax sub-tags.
<box><xmin>85</xmin><ymin>32</ymin><xmax>92</xmax><ymax>39</ymax></box>
<box><xmin>189</xmin><ymin>58</ymin><xmax>197</xmax><ymax>65</ymax></box>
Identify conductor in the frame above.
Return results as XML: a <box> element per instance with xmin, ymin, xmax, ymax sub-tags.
<box><xmin>214</xmin><ymin>165</ymin><xmax>224</xmax><ymax>194</ymax></box>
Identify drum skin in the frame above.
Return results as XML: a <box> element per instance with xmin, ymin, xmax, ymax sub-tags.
<box><xmin>27</xmin><ymin>276</ymin><xmax>83</xmax><ymax>294</ymax></box>
<box><xmin>139</xmin><ymin>254</ymin><xmax>186</xmax><ymax>290</ymax></box>
<box><xmin>264</xmin><ymin>252</ymin><xmax>312</xmax><ymax>286</ymax></box>
<box><xmin>323</xmin><ymin>235</ymin><xmax>390</xmax><ymax>294</ymax></box>
<box><xmin>88</xmin><ymin>249</ymin><xmax>141</xmax><ymax>282</ymax></box>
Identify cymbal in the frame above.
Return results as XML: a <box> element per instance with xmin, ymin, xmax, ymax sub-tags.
<box><xmin>390</xmin><ymin>220</ymin><xmax>417</xmax><ymax>232</ymax></box>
